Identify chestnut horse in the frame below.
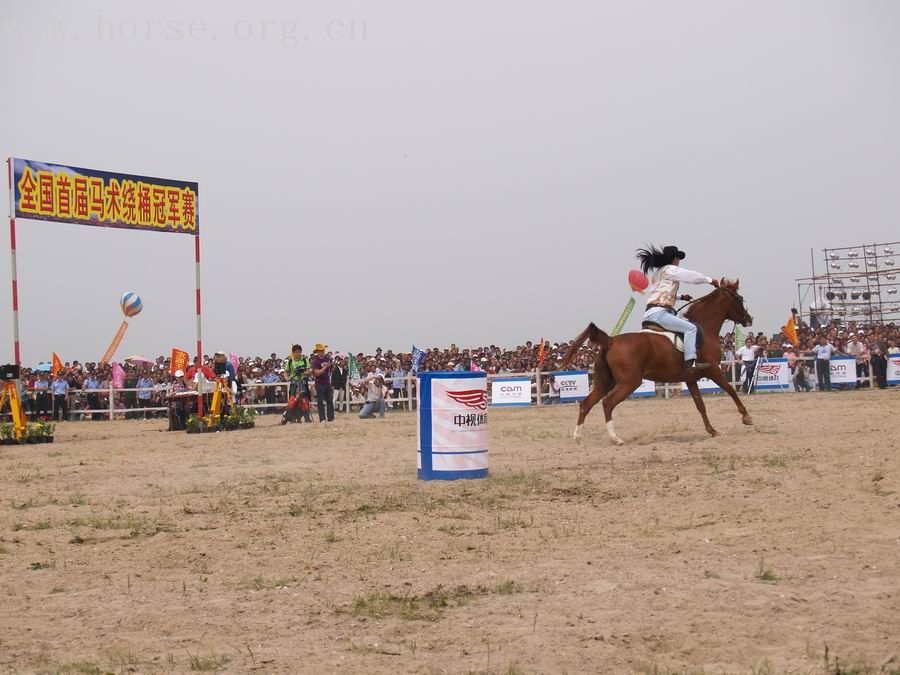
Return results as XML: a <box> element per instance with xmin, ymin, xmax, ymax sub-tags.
<box><xmin>561</xmin><ymin>279</ymin><xmax>753</xmax><ymax>445</ymax></box>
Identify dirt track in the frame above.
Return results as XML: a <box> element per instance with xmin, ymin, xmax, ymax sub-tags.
<box><xmin>1</xmin><ymin>390</ymin><xmax>899</xmax><ymax>674</ymax></box>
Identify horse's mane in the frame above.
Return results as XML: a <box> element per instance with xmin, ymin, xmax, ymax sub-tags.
<box><xmin>684</xmin><ymin>278</ymin><xmax>739</xmax><ymax>321</ymax></box>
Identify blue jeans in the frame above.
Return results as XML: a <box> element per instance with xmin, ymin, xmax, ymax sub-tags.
<box><xmin>645</xmin><ymin>308</ymin><xmax>699</xmax><ymax>361</ymax></box>
<box><xmin>359</xmin><ymin>399</ymin><xmax>385</xmax><ymax>418</ymax></box>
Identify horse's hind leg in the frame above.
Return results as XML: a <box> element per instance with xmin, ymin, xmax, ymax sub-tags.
<box><xmin>601</xmin><ymin>380</ymin><xmax>640</xmax><ymax>446</ymax></box>
<box><xmin>686</xmin><ymin>379</ymin><xmax>718</xmax><ymax>437</ymax></box>
<box><xmin>705</xmin><ymin>368</ymin><xmax>753</xmax><ymax>425</ymax></box>
<box><xmin>573</xmin><ymin>380</ymin><xmax>613</xmax><ymax>441</ymax></box>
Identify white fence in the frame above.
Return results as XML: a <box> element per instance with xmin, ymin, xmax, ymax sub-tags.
<box><xmin>8</xmin><ymin>355</ymin><xmax>890</xmax><ymax>422</ymax></box>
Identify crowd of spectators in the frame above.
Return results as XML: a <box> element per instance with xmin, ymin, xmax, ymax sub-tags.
<box><xmin>720</xmin><ymin>318</ymin><xmax>899</xmax><ymax>392</ymax></box>
<box><xmin>6</xmin><ymin>319</ymin><xmax>898</xmax><ymax>422</ymax></box>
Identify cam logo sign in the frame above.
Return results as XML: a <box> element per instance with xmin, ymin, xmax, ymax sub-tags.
<box><xmin>555</xmin><ymin>370</ymin><xmax>589</xmax><ymax>402</ymax></box>
<box><xmin>828</xmin><ymin>356</ymin><xmax>857</xmax><ymax>385</ymax></box>
<box><xmin>491</xmin><ymin>377</ymin><xmax>531</xmax><ymax>407</ymax></box>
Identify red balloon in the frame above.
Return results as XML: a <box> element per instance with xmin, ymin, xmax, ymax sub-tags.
<box><xmin>628</xmin><ymin>269</ymin><xmax>649</xmax><ymax>293</ymax></box>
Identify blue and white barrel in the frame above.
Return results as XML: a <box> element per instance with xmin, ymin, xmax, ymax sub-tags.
<box><xmin>417</xmin><ymin>371</ymin><xmax>488</xmax><ymax>480</ymax></box>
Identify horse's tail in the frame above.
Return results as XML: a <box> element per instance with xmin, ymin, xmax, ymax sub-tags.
<box><xmin>560</xmin><ymin>322</ymin><xmax>610</xmax><ymax>370</ymax></box>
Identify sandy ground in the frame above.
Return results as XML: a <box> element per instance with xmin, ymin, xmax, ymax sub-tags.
<box><xmin>1</xmin><ymin>390</ymin><xmax>899</xmax><ymax>675</ymax></box>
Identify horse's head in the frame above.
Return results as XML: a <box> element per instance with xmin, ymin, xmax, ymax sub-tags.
<box><xmin>717</xmin><ymin>278</ymin><xmax>753</xmax><ymax>327</ymax></box>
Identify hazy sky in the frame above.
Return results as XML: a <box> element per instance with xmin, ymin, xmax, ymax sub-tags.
<box><xmin>2</xmin><ymin>0</ymin><xmax>899</xmax><ymax>364</ymax></box>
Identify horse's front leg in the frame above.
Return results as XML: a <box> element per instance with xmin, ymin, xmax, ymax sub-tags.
<box><xmin>705</xmin><ymin>368</ymin><xmax>752</xmax><ymax>425</ymax></box>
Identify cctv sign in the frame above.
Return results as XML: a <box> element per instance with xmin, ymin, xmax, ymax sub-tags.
<box><xmin>555</xmin><ymin>371</ymin><xmax>590</xmax><ymax>402</ymax></box>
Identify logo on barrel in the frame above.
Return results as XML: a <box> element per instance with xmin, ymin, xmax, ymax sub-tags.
<box><xmin>446</xmin><ymin>389</ymin><xmax>487</xmax><ymax>411</ymax></box>
<box><xmin>757</xmin><ymin>364</ymin><xmax>781</xmax><ymax>376</ymax></box>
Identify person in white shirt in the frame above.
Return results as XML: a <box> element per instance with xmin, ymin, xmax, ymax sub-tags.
<box><xmin>735</xmin><ymin>338</ymin><xmax>758</xmax><ymax>393</ymax></box>
<box><xmin>845</xmin><ymin>333</ymin><xmax>868</xmax><ymax>387</ymax></box>
<box><xmin>358</xmin><ymin>365</ymin><xmax>388</xmax><ymax>419</ymax></box>
<box><xmin>809</xmin><ymin>337</ymin><xmax>836</xmax><ymax>391</ymax></box>
<box><xmin>637</xmin><ymin>245</ymin><xmax>720</xmax><ymax>375</ymax></box>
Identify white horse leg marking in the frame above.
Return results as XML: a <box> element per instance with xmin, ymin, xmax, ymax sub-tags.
<box><xmin>606</xmin><ymin>420</ymin><xmax>625</xmax><ymax>446</ymax></box>
<box><xmin>573</xmin><ymin>424</ymin><xmax>583</xmax><ymax>440</ymax></box>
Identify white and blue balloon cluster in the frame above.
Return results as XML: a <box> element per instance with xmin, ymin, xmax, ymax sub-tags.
<box><xmin>120</xmin><ymin>291</ymin><xmax>143</xmax><ymax>318</ymax></box>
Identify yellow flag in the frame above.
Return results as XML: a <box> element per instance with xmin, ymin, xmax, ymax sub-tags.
<box><xmin>51</xmin><ymin>352</ymin><xmax>64</xmax><ymax>375</ymax></box>
<box><xmin>783</xmin><ymin>315</ymin><xmax>799</xmax><ymax>346</ymax></box>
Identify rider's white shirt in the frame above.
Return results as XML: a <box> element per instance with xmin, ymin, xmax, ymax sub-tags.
<box><xmin>644</xmin><ymin>265</ymin><xmax>714</xmax><ymax>318</ymax></box>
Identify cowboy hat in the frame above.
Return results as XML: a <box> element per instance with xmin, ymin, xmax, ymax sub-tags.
<box><xmin>313</xmin><ymin>343</ymin><xmax>327</xmax><ymax>352</ymax></box>
<box><xmin>662</xmin><ymin>245</ymin><xmax>686</xmax><ymax>260</ymax></box>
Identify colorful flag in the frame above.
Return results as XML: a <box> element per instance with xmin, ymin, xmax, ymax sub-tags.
<box><xmin>611</xmin><ymin>297</ymin><xmax>636</xmax><ymax>336</ymax></box>
<box><xmin>170</xmin><ymin>348</ymin><xmax>190</xmax><ymax>375</ymax></box>
<box><xmin>735</xmin><ymin>324</ymin><xmax>746</xmax><ymax>348</ymax></box>
<box><xmin>51</xmin><ymin>352</ymin><xmax>64</xmax><ymax>375</ymax></box>
<box><xmin>111</xmin><ymin>362</ymin><xmax>125</xmax><ymax>389</ymax></box>
<box><xmin>348</xmin><ymin>353</ymin><xmax>361</xmax><ymax>380</ymax></box>
<box><xmin>229</xmin><ymin>352</ymin><xmax>239</xmax><ymax>372</ymax></box>
<box><xmin>783</xmin><ymin>315</ymin><xmax>799</xmax><ymax>347</ymax></box>
<box><xmin>538</xmin><ymin>338</ymin><xmax>546</xmax><ymax>367</ymax></box>
<box><xmin>410</xmin><ymin>346</ymin><xmax>426</xmax><ymax>374</ymax></box>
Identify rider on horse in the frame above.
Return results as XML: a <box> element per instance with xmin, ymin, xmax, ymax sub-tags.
<box><xmin>637</xmin><ymin>245</ymin><xmax>720</xmax><ymax>376</ymax></box>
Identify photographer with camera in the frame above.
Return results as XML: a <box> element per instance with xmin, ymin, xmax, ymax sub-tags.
<box><xmin>281</xmin><ymin>344</ymin><xmax>312</xmax><ymax>424</ymax></box>
<box><xmin>358</xmin><ymin>363</ymin><xmax>388</xmax><ymax>419</ymax></box>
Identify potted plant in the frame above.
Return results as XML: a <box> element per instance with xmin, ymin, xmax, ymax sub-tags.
<box><xmin>185</xmin><ymin>414</ymin><xmax>201</xmax><ymax>434</ymax></box>
<box><xmin>43</xmin><ymin>421</ymin><xmax>56</xmax><ymax>444</ymax></box>
<box><xmin>239</xmin><ymin>407</ymin><xmax>257</xmax><ymax>429</ymax></box>
<box><xmin>223</xmin><ymin>412</ymin><xmax>240</xmax><ymax>431</ymax></box>
<box><xmin>25</xmin><ymin>423</ymin><xmax>41</xmax><ymax>444</ymax></box>
<box><xmin>0</xmin><ymin>423</ymin><xmax>13</xmax><ymax>446</ymax></box>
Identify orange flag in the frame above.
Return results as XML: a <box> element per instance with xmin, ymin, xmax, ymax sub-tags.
<box><xmin>100</xmin><ymin>320</ymin><xmax>129</xmax><ymax>365</ymax></box>
<box><xmin>538</xmin><ymin>338</ymin><xmax>546</xmax><ymax>367</ymax></box>
<box><xmin>170</xmin><ymin>348</ymin><xmax>190</xmax><ymax>375</ymax></box>
<box><xmin>51</xmin><ymin>352</ymin><xmax>64</xmax><ymax>375</ymax></box>
<box><xmin>783</xmin><ymin>315</ymin><xmax>799</xmax><ymax>347</ymax></box>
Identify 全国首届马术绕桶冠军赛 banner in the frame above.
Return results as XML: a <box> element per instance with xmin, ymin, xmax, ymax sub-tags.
<box><xmin>12</xmin><ymin>158</ymin><xmax>199</xmax><ymax>235</ymax></box>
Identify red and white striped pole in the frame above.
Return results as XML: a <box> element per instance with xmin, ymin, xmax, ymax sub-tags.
<box><xmin>7</xmin><ymin>158</ymin><xmax>20</xmax><ymax>367</ymax></box>
<box><xmin>195</xmin><ymin>234</ymin><xmax>203</xmax><ymax>417</ymax></box>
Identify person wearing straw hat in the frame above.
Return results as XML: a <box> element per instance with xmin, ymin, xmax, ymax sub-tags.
<box><xmin>311</xmin><ymin>343</ymin><xmax>335</xmax><ymax>423</ymax></box>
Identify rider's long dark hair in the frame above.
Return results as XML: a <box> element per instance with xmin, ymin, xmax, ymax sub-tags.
<box><xmin>635</xmin><ymin>245</ymin><xmax>670</xmax><ymax>275</ymax></box>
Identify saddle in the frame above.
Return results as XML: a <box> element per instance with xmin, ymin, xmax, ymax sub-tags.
<box><xmin>640</xmin><ymin>321</ymin><xmax>705</xmax><ymax>354</ymax></box>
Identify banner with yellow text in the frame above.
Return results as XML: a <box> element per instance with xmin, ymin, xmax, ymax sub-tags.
<box><xmin>13</xmin><ymin>158</ymin><xmax>199</xmax><ymax>235</ymax></box>
<box><xmin>171</xmin><ymin>348</ymin><xmax>190</xmax><ymax>375</ymax></box>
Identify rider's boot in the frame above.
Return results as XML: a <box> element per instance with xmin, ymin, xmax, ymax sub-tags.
<box><xmin>685</xmin><ymin>359</ymin><xmax>711</xmax><ymax>376</ymax></box>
